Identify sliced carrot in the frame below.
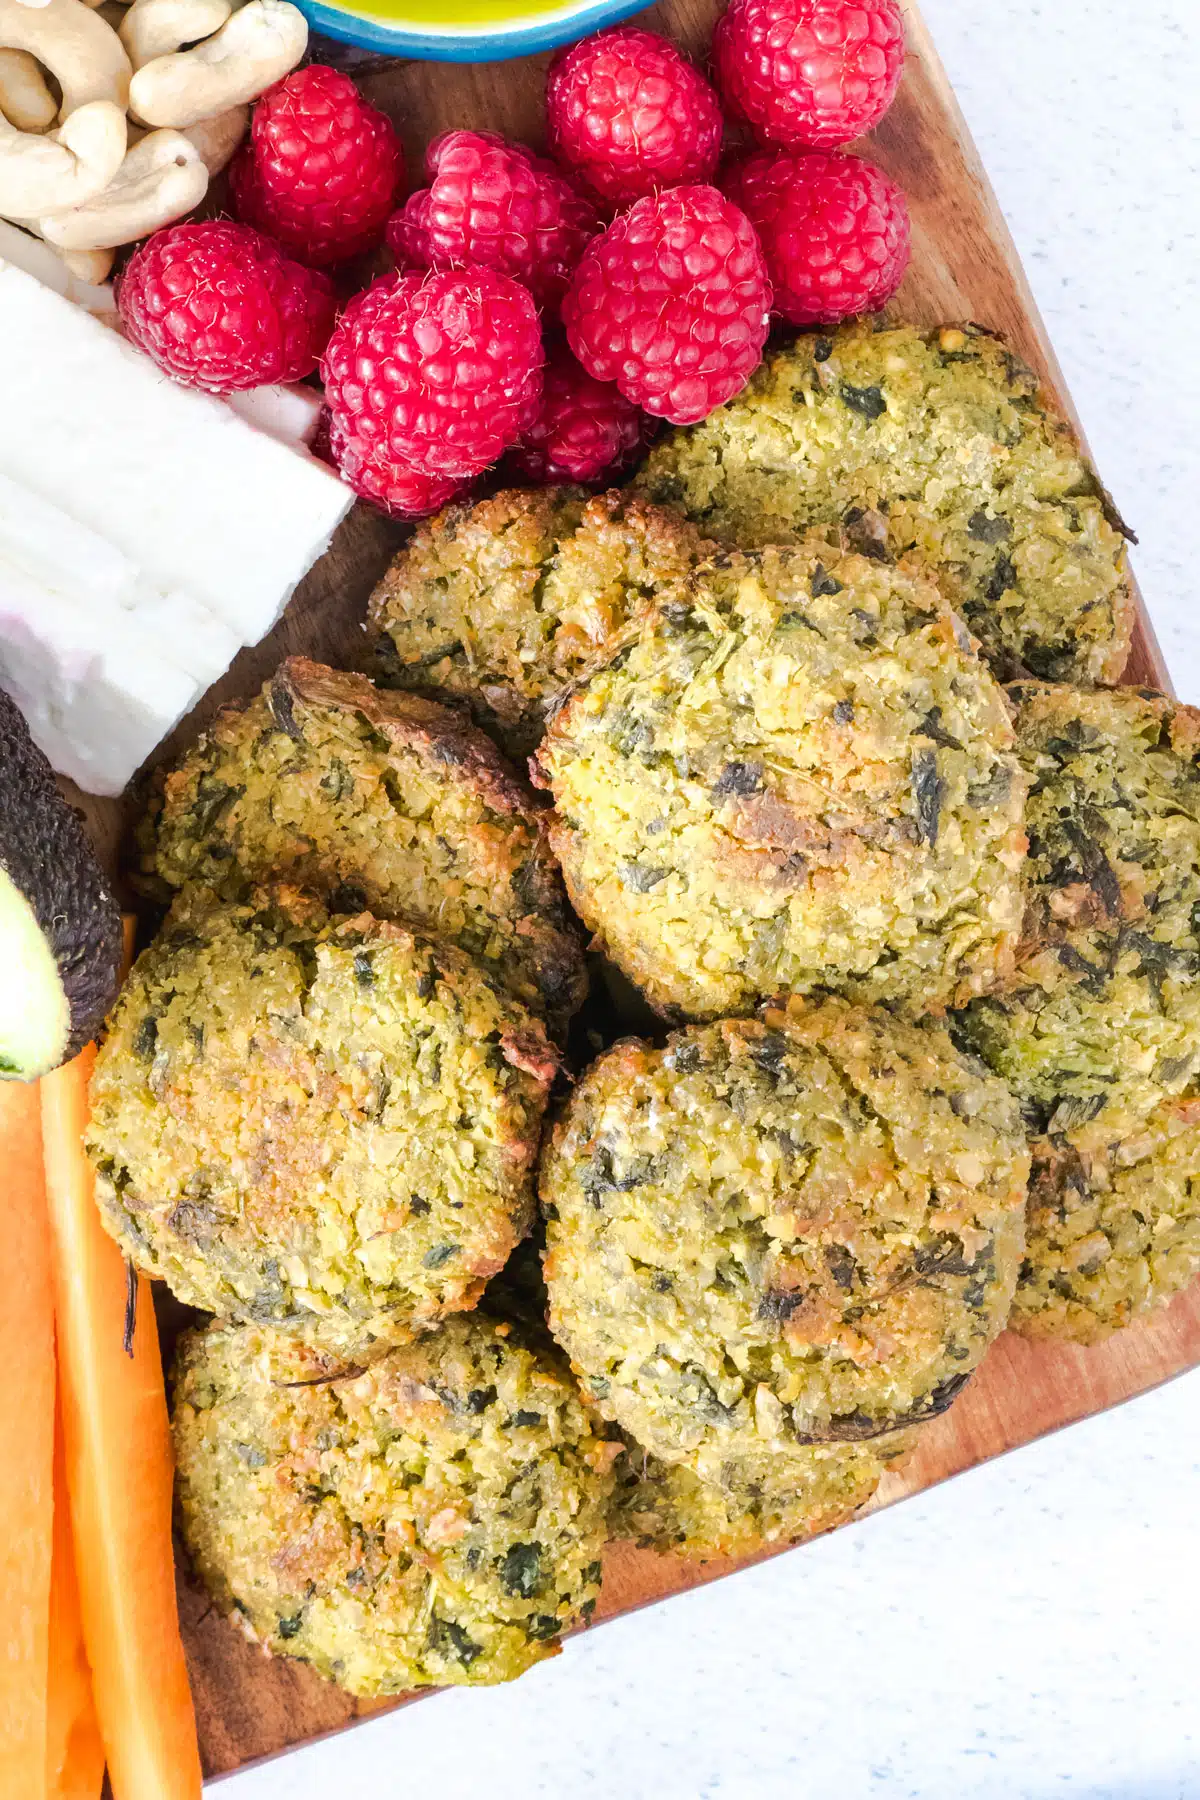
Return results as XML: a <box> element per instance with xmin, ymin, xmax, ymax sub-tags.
<box><xmin>46</xmin><ymin>1394</ymin><xmax>105</xmax><ymax>1800</ymax></box>
<box><xmin>41</xmin><ymin>1045</ymin><xmax>202</xmax><ymax>1800</ymax></box>
<box><xmin>0</xmin><ymin>1080</ymin><xmax>56</xmax><ymax>1800</ymax></box>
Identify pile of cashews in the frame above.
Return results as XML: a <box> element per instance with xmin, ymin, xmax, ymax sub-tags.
<box><xmin>0</xmin><ymin>0</ymin><xmax>307</xmax><ymax>282</ymax></box>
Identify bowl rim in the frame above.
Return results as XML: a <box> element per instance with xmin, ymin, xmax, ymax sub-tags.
<box><xmin>299</xmin><ymin>0</ymin><xmax>649</xmax><ymax>60</ymax></box>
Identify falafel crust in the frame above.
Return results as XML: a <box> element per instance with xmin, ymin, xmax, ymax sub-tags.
<box><xmin>541</xmin><ymin>1002</ymin><xmax>1027</xmax><ymax>1479</ymax></box>
<box><xmin>368</xmin><ymin>488</ymin><xmax>714</xmax><ymax>759</ymax></box>
<box><xmin>1014</xmin><ymin>1094</ymin><xmax>1200</xmax><ymax>1343</ymax></box>
<box><xmin>87</xmin><ymin>887</ymin><xmax>556</xmax><ymax>1355</ymax></box>
<box><xmin>609</xmin><ymin>1435</ymin><xmax>893</xmax><ymax>1559</ymax></box>
<box><xmin>956</xmin><ymin>685</ymin><xmax>1200</xmax><ymax>1149</ymax></box>
<box><xmin>172</xmin><ymin>1316</ymin><xmax>615</xmax><ymax>1693</ymax></box>
<box><xmin>535</xmin><ymin>541</ymin><xmax>1027</xmax><ymax>1020</ymax></box>
<box><xmin>634</xmin><ymin>320</ymin><xmax>1132</xmax><ymax>687</ymax></box>
<box><xmin>136</xmin><ymin>659</ymin><xmax>586</xmax><ymax>1039</ymax></box>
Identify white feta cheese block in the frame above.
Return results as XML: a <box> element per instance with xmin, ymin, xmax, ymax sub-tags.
<box><xmin>0</xmin><ymin>258</ymin><xmax>354</xmax><ymax>648</ymax></box>
<box><xmin>225</xmin><ymin>382</ymin><xmax>324</xmax><ymax>451</ymax></box>
<box><xmin>0</xmin><ymin>469</ymin><xmax>241</xmax><ymax>693</ymax></box>
<box><xmin>123</xmin><ymin>587</ymin><xmax>242</xmax><ymax>692</ymax></box>
<box><xmin>0</xmin><ymin>558</ymin><xmax>201</xmax><ymax>796</ymax></box>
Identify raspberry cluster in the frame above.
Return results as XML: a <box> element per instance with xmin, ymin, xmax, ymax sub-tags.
<box><xmin>121</xmin><ymin>3</ymin><xmax>909</xmax><ymax>518</ymax></box>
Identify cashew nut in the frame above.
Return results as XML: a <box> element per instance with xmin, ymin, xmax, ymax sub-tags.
<box><xmin>0</xmin><ymin>46</ymin><xmax>56</xmax><ymax>129</ymax></box>
<box><xmin>60</xmin><ymin>240</ymin><xmax>111</xmax><ymax>280</ymax></box>
<box><xmin>0</xmin><ymin>96</ymin><xmax>124</xmax><ymax>215</ymax></box>
<box><xmin>128</xmin><ymin>0</ymin><xmax>304</xmax><ymax>129</ymax></box>
<box><xmin>178</xmin><ymin>100</ymin><xmax>245</xmax><ymax>174</ymax></box>
<box><xmin>38</xmin><ymin>123</ymin><xmax>204</xmax><ymax>246</ymax></box>
<box><xmin>119</xmin><ymin>0</ymin><xmax>227</xmax><ymax>69</ymax></box>
<box><xmin>0</xmin><ymin>0</ymin><xmax>131</xmax><ymax>117</ymax></box>
<box><xmin>0</xmin><ymin>214</ymin><xmax>113</xmax><ymax>301</ymax></box>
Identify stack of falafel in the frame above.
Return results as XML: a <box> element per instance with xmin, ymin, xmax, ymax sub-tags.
<box><xmin>86</xmin><ymin>318</ymin><xmax>1200</xmax><ymax>1696</ymax></box>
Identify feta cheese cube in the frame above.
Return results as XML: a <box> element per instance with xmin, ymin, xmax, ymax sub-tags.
<box><xmin>0</xmin><ymin>258</ymin><xmax>354</xmax><ymax>648</ymax></box>
<box><xmin>0</xmin><ymin>469</ymin><xmax>241</xmax><ymax>692</ymax></box>
<box><xmin>0</xmin><ymin>557</ymin><xmax>201</xmax><ymax>795</ymax></box>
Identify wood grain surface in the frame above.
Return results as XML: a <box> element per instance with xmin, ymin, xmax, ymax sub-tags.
<box><xmin>70</xmin><ymin>0</ymin><xmax>1192</xmax><ymax>1780</ymax></box>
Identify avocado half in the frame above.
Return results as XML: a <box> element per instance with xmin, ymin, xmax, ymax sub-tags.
<box><xmin>0</xmin><ymin>688</ymin><xmax>123</xmax><ymax>1080</ymax></box>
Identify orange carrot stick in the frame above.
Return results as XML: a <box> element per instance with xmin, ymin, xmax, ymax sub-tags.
<box><xmin>0</xmin><ymin>1079</ymin><xmax>56</xmax><ymax>1800</ymax></box>
<box><xmin>41</xmin><ymin>1044</ymin><xmax>202</xmax><ymax>1800</ymax></box>
<box><xmin>46</xmin><ymin>1394</ymin><xmax>105</xmax><ymax>1800</ymax></box>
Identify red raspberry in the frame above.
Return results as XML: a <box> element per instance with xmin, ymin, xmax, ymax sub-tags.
<box><xmin>386</xmin><ymin>130</ymin><xmax>599</xmax><ymax>314</ymax></box>
<box><xmin>326</xmin><ymin>412</ymin><xmax>464</xmax><ymax>520</ymax></box>
<box><xmin>562</xmin><ymin>185</ymin><xmax>771</xmax><ymax>425</ymax></box>
<box><xmin>116</xmin><ymin>221</ymin><xmax>336</xmax><ymax>394</ymax></box>
<box><xmin>721</xmin><ymin>147</ymin><xmax>909</xmax><ymax>324</ymax></box>
<box><xmin>713</xmin><ymin>0</ymin><xmax>905</xmax><ymax>150</ymax></box>
<box><xmin>387</xmin><ymin>187</ymin><xmax>434</xmax><ymax>268</ymax></box>
<box><xmin>511</xmin><ymin>341</ymin><xmax>646</xmax><ymax>484</ymax></box>
<box><xmin>232</xmin><ymin>65</ymin><xmax>403</xmax><ymax>267</ymax></box>
<box><xmin>546</xmin><ymin>27</ymin><xmax>723</xmax><ymax>205</ymax></box>
<box><xmin>320</xmin><ymin>267</ymin><xmax>544</xmax><ymax>483</ymax></box>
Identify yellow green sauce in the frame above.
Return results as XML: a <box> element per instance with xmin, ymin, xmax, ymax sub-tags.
<box><xmin>335</xmin><ymin>0</ymin><xmax>572</xmax><ymax>23</ymax></box>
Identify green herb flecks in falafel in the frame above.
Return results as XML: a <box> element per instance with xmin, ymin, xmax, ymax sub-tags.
<box><xmin>956</xmin><ymin>683</ymin><xmax>1200</xmax><ymax>1150</ymax></box>
<box><xmin>634</xmin><ymin>320</ymin><xmax>1132</xmax><ymax>687</ymax></box>
<box><xmin>368</xmin><ymin>488</ymin><xmax>714</xmax><ymax>760</ymax></box>
<box><xmin>609</xmin><ymin>1433</ymin><xmax>896</xmax><ymax>1560</ymax></box>
<box><xmin>172</xmin><ymin>1316</ymin><xmax>616</xmax><ymax>1693</ymax></box>
<box><xmin>536</xmin><ymin>541</ymin><xmax>1027</xmax><ymax>1020</ymax></box>
<box><xmin>542</xmin><ymin>1002</ymin><xmax>1027</xmax><ymax>1480</ymax></box>
<box><xmin>137</xmin><ymin>658</ymin><xmax>585</xmax><ymax>1040</ymax></box>
<box><xmin>1014</xmin><ymin>1093</ymin><xmax>1200</xmax><ymax>1343</ymax></box>
<box><xmin>87</xmin><ymin>886</ymin><xmax>557</xmax><ymax>1356</ymax></box>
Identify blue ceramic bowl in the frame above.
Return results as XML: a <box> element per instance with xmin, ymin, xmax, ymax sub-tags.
<box><xmin>298</xmin><ymin>0</ymin><xmax>648</xmax><ymax>61</ymax></box>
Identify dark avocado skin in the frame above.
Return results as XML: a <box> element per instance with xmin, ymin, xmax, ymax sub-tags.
<box><xmin>0</xmin><ymin>687</ymin><xmax>123</xmax><ymax>1072</ymax></box>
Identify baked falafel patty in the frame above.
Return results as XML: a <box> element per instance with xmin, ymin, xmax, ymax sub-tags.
<box><xmin>368</xmin><ymin>488</ymin><xmax>713</xmax><ymax>759</ymax></box>
<box><xmin>87</xmin><ymin>887</ymin><xmax>556</xmax><ymax>1354</ymax></box>
<box><xmin>172</xmin><ymin>1316</ymin><xmax>615</xmax><ymax>1693</ymax></box>
<box><xmin>541</xmin><ymin>1003</ymin><xmax>1028</xmax><ymax>1481</ymax></box>
<box><xmin>634</xmin><ymin>320</ymin><xmax>1132</xmax><ymax>687</ymax></box>
<box><xmin>535</xmin><ymin>541</ymin><xmax>1027</xmax><ymax>1020</ymax></box>
<box><xmin>955</xmin><ymin>684</ymin><xmax>1200</xmax><ymax>1150</ymax></box>
<box><xmin>1014</xmin><ymin>1094</ymin><xmax>1200</xmax><ymax>1343</ymax></box>
<box><xmin>609</xmin><ymin>1434</ymin><xmax>893</xmax><ymax>1559</ymax></box>
<box><xmin>137</xmin><ymin>658</ymin><xmax>586</xmax><ymax>1039</ymax></box>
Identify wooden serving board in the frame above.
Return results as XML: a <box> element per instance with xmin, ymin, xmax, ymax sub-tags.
<box><xmin>72</xmin><ymin>0</ymin><xmax>1194</xmax><ymax>1781</ymax></box>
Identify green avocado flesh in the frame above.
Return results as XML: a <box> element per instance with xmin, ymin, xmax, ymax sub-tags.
<box><xmin>0</xmin><ymin>872</ymin><xmax>71</xmax><ymax>1078</ymax></box>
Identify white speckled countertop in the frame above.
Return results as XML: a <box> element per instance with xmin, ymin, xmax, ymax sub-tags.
<box><xmin>224</xmin><ymin>3</ymin><xmax>1200</xmax><ymax>1793</ymax></box>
